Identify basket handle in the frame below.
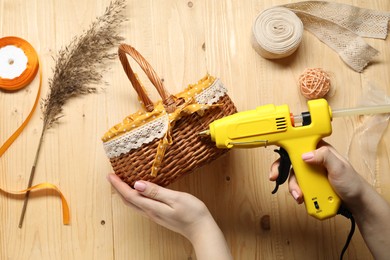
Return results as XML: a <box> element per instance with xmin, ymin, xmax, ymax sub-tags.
<box><xmin>118</xmin><ymin>44</ymin><xmax>176</xmax><ymax>112</ymax></box>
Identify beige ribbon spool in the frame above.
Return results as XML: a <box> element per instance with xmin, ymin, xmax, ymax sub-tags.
<box><xmin>251</xmin><ymin>7</ymin><xmax>303</xmax><ymax>59</ymax></box>
<box><xmin>252</xmin><ymin>2</ymin><xmax>390</xmax><ymax>72</ymax></box>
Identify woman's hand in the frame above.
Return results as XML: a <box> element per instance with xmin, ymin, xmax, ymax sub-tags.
<box><xmin>107</xmin><ymin>173</ymin><xmax>210</xmax><ymax>239</ymax></box>
<box><xmin>107</xmin><ymin>174</ymin><xmax>232</xmax><ymax>260</ymax></box>
<box><xmin>269</xmin><ymin>141</ymin><xmax>390</xmax><ymax>259</ymax></box>
<box><xmin>269</xmin><ymin>141</ymin><xmax>364</xmax><ymax>209</ymax></box>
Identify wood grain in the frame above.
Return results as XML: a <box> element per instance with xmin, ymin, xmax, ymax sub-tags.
<box><xmin>1</xmin><ymin>0</ymin><xmax>389</xmax><ymax>259</ymax></box>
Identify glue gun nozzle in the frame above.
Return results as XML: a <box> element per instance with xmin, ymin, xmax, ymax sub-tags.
<box><xmin>198</xmin><ymin>129</ymin><xmax>210</xmax><ymax>136</ymax></box>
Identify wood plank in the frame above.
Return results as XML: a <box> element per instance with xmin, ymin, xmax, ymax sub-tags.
<box><xmin>0</xmin><ymin>0</ymin><xmax>389</xmax><ymax>259</ymax></box>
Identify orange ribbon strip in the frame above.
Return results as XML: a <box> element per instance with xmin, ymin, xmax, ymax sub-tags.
<box><xmin>0</xmin><ymin>37</ymin><xmax>40</xmax><ymax>155</ymax></box>
<box><xmin>0</xmin><ymin>36</ymin><xmax>70</xmax><ymax>225</ymax></box>
<box><xmin>0</xmin><ymin>183</ymin><xmax>70</xmax><ymax>225</ymax></box>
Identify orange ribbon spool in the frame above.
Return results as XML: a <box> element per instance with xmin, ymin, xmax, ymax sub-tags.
<box><xmin>0</xmin><ymin>36</ymin><xmax>69</xmax><ymax>225</ymax></box>
<box><xmin>0</xmin><ymin>36</ymin><xmax>41</xmax><ymax>155</ymax></box>
<box><xmin>0</xmin><ymin>36</ymin><xmax>39</xmax><ymax>91</ymax></box>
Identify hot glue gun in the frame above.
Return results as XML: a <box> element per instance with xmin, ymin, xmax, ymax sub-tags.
<box><xmin>199</xmin><ymin>98</ymin><xmax>390</xmax><ymax>220</ymax></box>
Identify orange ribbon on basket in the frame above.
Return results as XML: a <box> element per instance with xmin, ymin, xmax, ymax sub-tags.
<box><xmin>0</xmin><ymin>36</ymin><xmax>70</xmax><ymax>225</ymax></box>
<box><xmin>151</xmin><ymin>97</ymin><xmax>221</xmax><ymax>176</ymax></box>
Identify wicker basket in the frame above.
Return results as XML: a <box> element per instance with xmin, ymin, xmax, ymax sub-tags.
<box><xmin>102</xmin><ymin>44</ymin><xmax>237</xmax><ymax>187</ymax></box>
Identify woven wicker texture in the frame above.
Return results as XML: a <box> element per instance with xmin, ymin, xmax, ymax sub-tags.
<box><xmin>106</xmin><ymin>44</ymin><xmax>237</xmax><ymax>187</ymax></box>
<box><xmin>110</xmin><ymin>94</ymin><xmax>236</xmax><ymax>187</ymax></box>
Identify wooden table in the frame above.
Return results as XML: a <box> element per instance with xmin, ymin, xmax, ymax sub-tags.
<box><xmin>1</xmin><ymin>0</ymin><xmax>389</xmax><ymax>259</ymax></box>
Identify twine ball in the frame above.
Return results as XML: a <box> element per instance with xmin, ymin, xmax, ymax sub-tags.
<box><xmin>298</xmin><ymin>68</ymin><xmax>331</xmax><ymax>99</ymax></box>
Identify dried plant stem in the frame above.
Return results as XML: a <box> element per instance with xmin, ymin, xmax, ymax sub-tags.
<box><xmin>18</xmin><ymin>0</ymin><xmax>127</xmax><ymax>227</ymax></box>
<box><xmin>18</xmin><ymin>128</ymin><xmax>45</xmax><ymax>228</ymax></box>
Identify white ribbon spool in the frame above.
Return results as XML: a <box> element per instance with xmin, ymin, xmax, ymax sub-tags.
<box><xmin>0</xmin><ymin>45</ymin><xmax>28</xmax><ymax>79</ymax></box>
<box><xmin>251</xmin><ymin>7</ymin><xmax>304</xmax><ymax>59</ymax></box>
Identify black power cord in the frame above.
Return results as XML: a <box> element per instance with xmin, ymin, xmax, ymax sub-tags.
<box><xmin>337</xmin><ymin>204</ymin><xmax>356</xmax><ymax>260</ymax></box>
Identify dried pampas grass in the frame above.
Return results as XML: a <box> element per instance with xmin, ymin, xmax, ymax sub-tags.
<box><xmin>42</xmin><ymin>0</ymin><xmax>127</xmax><ymax>129</ymax></box>
<box><xmin>19</xmin><ymin>0</ymin><xmax>127</xmax><ymax>228</ymax></box>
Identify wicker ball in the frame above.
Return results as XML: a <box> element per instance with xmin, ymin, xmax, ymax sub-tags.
<box><xmin>298</xmin><ymin>68</ymin><xmax>331</xmax><ymax>99</ymax></box>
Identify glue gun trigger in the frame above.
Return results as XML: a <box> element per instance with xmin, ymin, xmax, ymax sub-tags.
<box><xmin>271</xmin><ymin>147</ymin><xmax>292</xmax><ymax>194</ymax></box>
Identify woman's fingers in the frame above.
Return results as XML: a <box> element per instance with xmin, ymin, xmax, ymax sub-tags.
<box><xmin>106</xmin><ymin>173</ymin><xmax>148</xmax><ymax>213</ymax></box>
<box><xmin>107</xmin><ymin>174</ymin><xmax>177</xmax><ymax>213</ymax></box>
<box><xmin>134</xmin><ymin>181</ymin><xmax>176</xmax><ymax>207</ymax></box>
<box><xmin>288</xmin><ymin>171</ymin><xmax>304</xmax><ymax>204</ymax></box>
<box><xmin>270</xmin><ymin>159</ymin><xmax>303</xmax><ymax>204</ymax></box>
<box><xmin>269</xmin><ymin>158</ymin><xmax>280</xmax><ymax>181</ymax></box>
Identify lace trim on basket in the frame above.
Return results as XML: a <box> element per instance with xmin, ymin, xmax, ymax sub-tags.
<box><xmin>103</xmin><ymin>114</ymin><xmax>169</xmax><ymax>158</ymax></box>
<box><xmin>195</xmin><ymin>78</ymin><xmax>227</xmax><ymax>105</ymax></box>
<box><xmin>103</xmin><ymin>78</ymin><xmax>228</xmax><ymax>159</ymax></box>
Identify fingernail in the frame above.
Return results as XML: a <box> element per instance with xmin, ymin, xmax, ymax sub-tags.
<box><xmin>134</xmin><ymin>181</ymin><xmax>146</xmax><ymax>192</ymax></box>
<box><xmin>292</xmin><ymin>190</ymin><xmax>300</xmax><ymax>201</ymax></box>
<box><xmin>302</xmin><ymin>152</ymin><xmax>314</xmax><ymax>161</ymax></box>
<box><xmin>106</xmin><ymin>174</ymin><xmax>113</xmax><ymax>182</ymax></box>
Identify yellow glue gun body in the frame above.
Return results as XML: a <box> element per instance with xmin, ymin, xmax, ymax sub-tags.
<box><xmin>208</xmin><ymin>99</ymin><xmax>341</xmax><ymax>220</ymax></box>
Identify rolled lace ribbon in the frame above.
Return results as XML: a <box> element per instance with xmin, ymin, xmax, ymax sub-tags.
<box><xmin>252</xmin><ymin>1</ymin><xmax>390</xmax><ymax>72</ymax></box>
<box><xmin>251</xmin><ymin>7</ymin><xmax>304</xmax><ymax>59</ymax></box>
